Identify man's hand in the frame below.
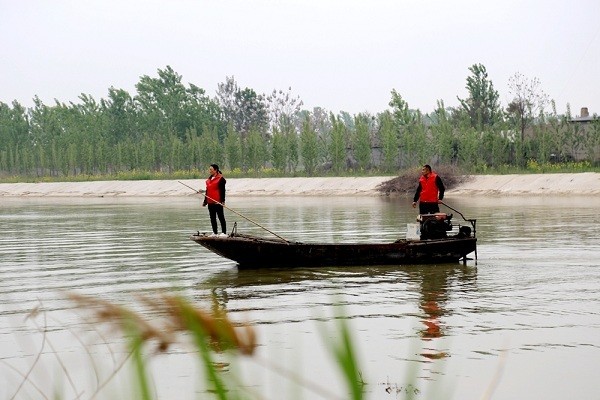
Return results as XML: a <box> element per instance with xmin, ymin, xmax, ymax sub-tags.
<box><xmin>412</xmin><ymin>202</ymin><xmax>417</xmax><ymax>208</ymax></box>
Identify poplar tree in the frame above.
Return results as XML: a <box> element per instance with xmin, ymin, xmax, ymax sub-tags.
<box><xmin>300</xmin><ymin>115</ymin><xmax>319</xmax><ymax>176</ymax></box>
<box><xmin>457</xmin><ymin>63</ymin><xmax>502</xmax><ymax>130</ymax></box>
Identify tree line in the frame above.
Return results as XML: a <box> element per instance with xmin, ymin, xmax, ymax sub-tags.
<box><xmin>1</xmin><ymin>64</ymin><xmax>598</xmax><ymax>179</ymax></box>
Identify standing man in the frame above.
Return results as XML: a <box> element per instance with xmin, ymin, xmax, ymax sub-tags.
<box><xmin>202</xmin><ymin>164</ymin><xmax>227</xmax><ymax>236</ymax></box>
<box><xmin>412</xmin><ymin>164</ymin><xmax>445</xmax><ymax>214</ymax></box>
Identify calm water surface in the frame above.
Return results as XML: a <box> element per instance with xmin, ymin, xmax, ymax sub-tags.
<box><xmin>1</xmin><ymin>195</ymin><xmax>599</xmax><ymax>400</ymax></box>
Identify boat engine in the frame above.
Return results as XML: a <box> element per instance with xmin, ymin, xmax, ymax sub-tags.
<box><xmin>418</xmin><ymin>213</ymin><xmax>453</xmax><ymax>240</ymax></box>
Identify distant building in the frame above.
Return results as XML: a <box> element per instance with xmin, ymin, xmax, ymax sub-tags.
<box><xmin>567</xmin><ymin>107</ymin><xmax>599</xmax><ymax>164</ymax></box>
<box><xmin>570</xmin><ymin>107</ymin><xmax>596</xmax><ymax>123</ymax></box>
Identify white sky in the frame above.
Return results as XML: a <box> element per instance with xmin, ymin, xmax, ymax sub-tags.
<box><xmin>1</xmin><ymin>0</ymin><xmax>599</xmax><ymax>116</ymax></box>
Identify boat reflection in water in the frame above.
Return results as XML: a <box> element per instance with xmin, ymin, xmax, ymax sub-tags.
<box><xmin>198</xmin><ymin>263</ymin><xmax>478</xmax><ymax>362</ymax></box>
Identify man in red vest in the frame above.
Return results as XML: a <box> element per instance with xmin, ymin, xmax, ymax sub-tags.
<box><xmin>412</xmin><ymin>164</ymin><xmax>445</xmax><ymax>214</ymax></box>
<box><xmin>202</xmin><ymin>164</ymin><xmax>227</xmax><ymax>236</ymax></box>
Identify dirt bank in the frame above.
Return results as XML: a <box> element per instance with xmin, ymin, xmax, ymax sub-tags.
<box><xmin>0</xmin><ymin>173</ymin><xmax>598</xmax><ymax>197</ymax></box>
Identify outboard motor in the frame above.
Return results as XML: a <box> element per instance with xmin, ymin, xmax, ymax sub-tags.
<box><xmin>457</xmin><ymin>225</ymin><xmax>472</xmax><ymax>238</ymax></box>
<box><xmin>418</xmin><ymin>213</ymin><xmax>453</xmax><ymax>240</ymax></box>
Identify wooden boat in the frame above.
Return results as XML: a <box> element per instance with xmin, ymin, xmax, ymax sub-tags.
<box><xmin>190</xmin><ymin>213</ymin><xmax>477</xmax><ymax>269</ymax></box>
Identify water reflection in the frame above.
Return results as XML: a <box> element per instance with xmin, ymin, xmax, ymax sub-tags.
<box><xmin>199</xmin><ymin>263</ymin><xmax>478</xmax><ymax>361</ymax></box>
<box><xmin>408</xmin><ymin>266</ymin><xmax>477</xmax><ymax>361</ymax></box>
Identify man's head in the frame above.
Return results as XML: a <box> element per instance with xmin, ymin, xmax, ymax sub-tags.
<box><xmin>421</xmin><ymin>164</ymin><xmax>432</xmax><ymax>176</ymax></box>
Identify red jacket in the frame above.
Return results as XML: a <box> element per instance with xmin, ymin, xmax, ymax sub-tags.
<box><xmin>414</xmin><ymin>172</ymin><xmax>444</xmax><ymax>203</ymax></box>
<box><xmin>204</xmin><ymin>174</ymin><xmax>226</xmax><ymax>205</ymax></box>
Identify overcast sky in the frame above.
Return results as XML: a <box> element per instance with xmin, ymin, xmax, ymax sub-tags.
<box><xmin>2</xmin><ymin>0</ymin><xmax>599</xmax><ymax>116</ymax></box>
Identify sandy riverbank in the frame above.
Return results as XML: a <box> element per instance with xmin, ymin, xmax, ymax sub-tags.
<box><xmin>0</xmin><ymin>173</ymin><xmax>599</xmax><ymax>197</ymax></box>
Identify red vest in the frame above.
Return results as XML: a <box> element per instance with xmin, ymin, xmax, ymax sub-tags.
<box><xmin>205</xmin><ymin>174</ymin><xmax>224</xmax><ymax>204</ymax></box>
<box><xmin>419</xmin><ymin>172</ymin><xmax>440</xmax><ymax>202</ymax></box>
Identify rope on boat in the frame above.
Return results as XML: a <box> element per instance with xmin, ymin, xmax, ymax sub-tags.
<box><xmin>178</xmin><ymin>181</ymin><xmax>291</xmax><ymax>244</ymax></box>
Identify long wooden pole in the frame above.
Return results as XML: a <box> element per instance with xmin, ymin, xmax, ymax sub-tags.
<box><xmin>178</xmin><ymin>181</ymin><xmax>290</xmax><ymax>243</ymax></box>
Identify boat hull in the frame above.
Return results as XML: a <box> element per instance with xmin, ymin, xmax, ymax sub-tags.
<box><xmin>190</xmin><ymin>233</ymin><xmax>477</xmax><ymax>269</ymax></box>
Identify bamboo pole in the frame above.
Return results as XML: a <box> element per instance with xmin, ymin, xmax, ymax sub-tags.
<box><xmin>178</xmin><ymin>181</ymin><xmax>290</xmax><ymax>243</ymax></box>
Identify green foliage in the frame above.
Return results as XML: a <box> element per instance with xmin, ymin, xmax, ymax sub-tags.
<box><xmin>583</xmin><ymin>119</ymin><xmax>600</xmax><ymax>164</ymax></box>
<box><xmin>352</xmin><ymin>114</ymin><xmax>372</xmax><ymax>171</ymax></box>
<box><xmin>456</xmin><ymin>127</ymin><xmax>481</xmax><ymax>168</ymax></box>
<box><xmin>299</xmin><ymin>116</ymin><xmax>319</xmax><ymax>175</ymax></box>
<box><xmin>1</xmin><ymin>65</ymin><xmax>599</xmax><ymax>181</ymax></box>
<box><xmin>199</xmin><ymin>126</ymin><xmax>224</xmax><ymax>170</ymax></box>
<box><xmin>457</xmin><ymin>63</ymin><xmax>502</xmax><ymax>130</ymax></box>
<box><xmin>245</xmin><ymin>127</ymin><xmax>267</xmax><ymax>172</ymax></box>
<box><xmin>271</xmin><ymin>127</ymin><xmax>287</xmax><ymax>172</ymax></box>
<box><xmin>389</xmin><ymin>90</ymin><xmax>414</xmax><ymax>126</ymax></box>
<box><xmin>0</xmin><ymin>101</ymin><xmax>29</xmax><ymax>148</ymax></box>
<box><xmin>329</xmin><ymin>114</ymin><xmax>347</xmax><ymax>173</ymax></box>
<box><xmin>286</xmin><ymin>125</ymin><xmax>299</xmax><ymax>173</ymax></box>
<box><xmin>224</xmin><ymin>123</ymin><xmax>242</xmax><ymax>171</ymax></box>
<box><xmin>378</xmin><ymin>112</ymin><xmax>398</xmax><ymax>172</ymax></box>
<box><xmin>403</xmin><ymin>112</ymin><xmax>430</xmax><ymax>167</ymax></box>
<box><xmin>135</xmin><ymin>66</ymin><xmax>221</xmax><ymax>141</ymax></box>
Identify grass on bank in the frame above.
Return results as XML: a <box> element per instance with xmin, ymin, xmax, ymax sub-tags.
<box><xmin>0</xmin><ymin>160</ymin><xmax>596</xmax><ymax>184</ymax></box>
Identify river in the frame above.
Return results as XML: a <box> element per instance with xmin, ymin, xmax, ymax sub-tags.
<box><xmin>1</xmin><ymin>196</ymin><xmax>599</xmax><ymax>400</ymax></box>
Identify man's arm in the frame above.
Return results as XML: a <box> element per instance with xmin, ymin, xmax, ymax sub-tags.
<box><xmin>436</xmin><ymin>176</ymin><xmax>445</xmax><ymax>200</ymax></box>
<box><xmin>413</xmin><ymin>184</ymin><xmax>422</xmax><ymax>203</ymax></box>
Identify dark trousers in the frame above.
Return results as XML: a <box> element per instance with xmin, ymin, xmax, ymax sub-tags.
<box><xmin>207</xmin><ymin>204</ymin><xmax>226</xmax><ymax>234</ymax></box>
<box><xmin>419</xmin><ymin>202</ymin><xmax>440</xmax><ymax>215</ymax></box>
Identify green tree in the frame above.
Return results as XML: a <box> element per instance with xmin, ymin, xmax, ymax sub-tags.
<box><xmin>456</xmin><ymin>127</ymin><xmax>481</xmax><ymax>168</ymax></box>
<box><xmin>0</xmin><ymin>101</ymin><xmax>31</xmax><ymax>174</ymax></box>
<box><xmin>0</xmin><ymin>101</ymin><xmax>29</xmax><ymax>148</ymax></box>
<box><xmin>286</xmin><ymin>127</ymin><xmax>299</xmax><ymax>174</ymax></box>
<box><xmin>389</xmin><ymin>91</ymin><xmax>421</xmax><ymax>167</ymax></box>
<box><xmin>543</xmin><ymin>102</ymin><xmax>569</xmax><ymax>163</ymax></box>
<box><xmin>583</xmin><ymin>118</ymin><xmax>600</xmax><ymax>164</ymax></box>
<box><xmin>352</xmin><ymin>114</ymin><xmax>372</xmax><ymax>171</ymax></box>
<box><xmin>245</xmin><ymin>127</ymin><xmax>267</xmax><ymax>172</ymax></box>
<box><xmin>329</xmin><ymin>114</ymin><xmax>347</xmax><ymax>173</ymax></box>
<box><xmin>430</xmin><ymin>100</ymin><xmax>457</xmax><ymax>165</ymax></box>
<box><xmin>300</xmin><ymin>115</ymin><xmax>319</xmax><ymax>175</ymax></box>
<box><xmin>457</xmin><ymin>63</ymin><xmax>502</xmax><ymax>129</ymax></box>
<box><xmin>135</xmin><ymin>66</ymin><xmax>220</xmax><ymax>141</ymax></box>
<box><xmin>224</xmin><ymin>123</ymin><xmax>242</xmax><ymax>171</ymax></box>
<box><xmin>401</xmin><ymin>111</ymin><xmax>428</xmax><ymax>167</ymax></box>
<box><xmin>561</xmin><ymin>104</ymin><xmax>585</xmax><ymax>161</ymax></box>
<box><xmin>389</xmin><ymin>90</ymin><xmax>415</xmax><ymax>126</ymax></box>
<box><xmin>278</xmin><ymin>114</ymin><xmax>300</xmax><ymax>173</ymax></box>
<box><xmin>271</xmin><ymin>127</ymin><xmax>287</xmax><ymax>172</ymax></box>
<box><xmin>378</xmin><ymin>112</ymin><xmax>398</xmax><ymax>172</ymax></box>
<box><xmin>101</xmin><ymin>87</ymin><xmax>139</xmax><ymax>144</ymax></box>
<box><xmin>199</xmin><ymin>127</ymin><xmax>223</xmax><ymax>171</ymax></box>
<box><xmin>140</xmin><ymin>134</ymin><xmax>158</xmax><ymax>171</ymax></box>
